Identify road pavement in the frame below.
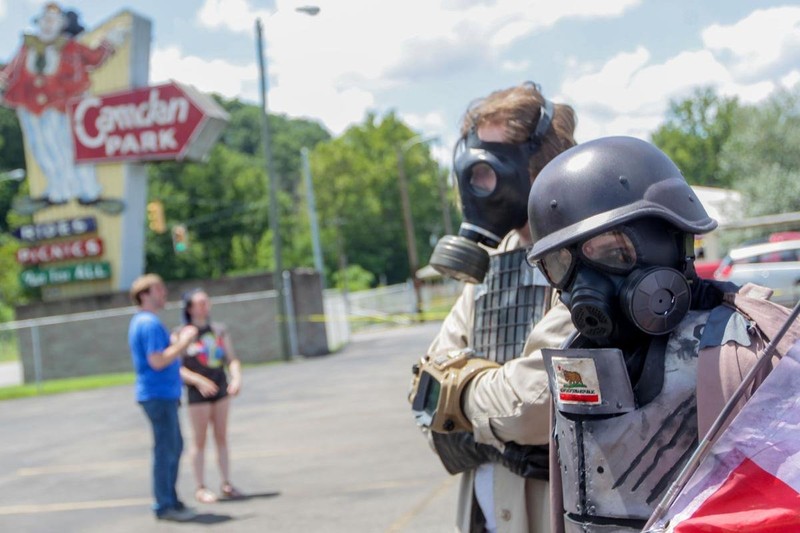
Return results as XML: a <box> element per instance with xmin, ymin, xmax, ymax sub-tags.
<box><xmin>0</xmin><ymin>322</ymin><xmax>458</xmax><ymax>532</ymax></box>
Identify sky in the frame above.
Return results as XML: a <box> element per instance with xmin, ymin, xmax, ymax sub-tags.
<box><xmin>1</xmin><ymin>0</ymin><xmax>799</xmax><ymax>163</ymax></box>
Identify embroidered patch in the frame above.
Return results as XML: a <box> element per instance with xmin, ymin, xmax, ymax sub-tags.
<box><xmin>551</xmin><ymin>357</ymin><xmax>602</xmax><ymax>405</ymax></box>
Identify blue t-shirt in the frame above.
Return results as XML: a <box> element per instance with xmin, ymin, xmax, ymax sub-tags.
<box><xmin>128</xmin><ymin>311</ymin><xmax>182</xmax><ymax>402</ymax></box>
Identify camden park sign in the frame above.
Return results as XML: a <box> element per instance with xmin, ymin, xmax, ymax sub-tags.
<box><xmin>2</xmin><ymin>5</ymin><xmax>228</xmax><ymax>299</ymax></box>
<box><xmin>70</xmin><ymin>81</ymin><xmax>228</xmax><ymax>163</ymax></box>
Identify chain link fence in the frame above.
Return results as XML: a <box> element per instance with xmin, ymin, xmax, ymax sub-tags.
<box><xmin>0</xmin><ymin>278</ymin><xmax>463</xmax><ymax>388</ymax></box>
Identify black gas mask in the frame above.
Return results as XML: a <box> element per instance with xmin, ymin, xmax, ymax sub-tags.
<box><xmin>534</xmin><ymin>219</ymin><xmax>692</xmax><ymax>344</ymax></box>
<box><xmin>429</xmin><ymin>100</ymin><xmax>554</xmax><ymax>284</ymax></box>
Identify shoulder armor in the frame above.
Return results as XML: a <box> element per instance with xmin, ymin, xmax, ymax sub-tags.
<box><xmin>698</xmin><ymin>305</ymin><xmax>753</xmax><ymax>350</ymax></box>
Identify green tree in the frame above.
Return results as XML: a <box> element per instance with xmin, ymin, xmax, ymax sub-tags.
<box><xmin>310</xmin><ymin>112</ymin><xmax>447</xmax><ymax>285</ymax></box>
<box><xmin>0</xmin><ymin>106</ymin><xmax>26</xmax><ymax>233</ymax></box>
<box><xmin>719</xmin><ymin>86</ymin><xmax>800</xmax><ymax>217</ymax></box>
<box><xmin>145</xmin><ymin>97</ymin><xmax>331</xmax><ymax>281</ymax></box>
<box><xmin>0</xmin><ymin>234</ymin><xmax>24</xmax><ymax>321</ymax></box>
<box><xmin>332</xmin><ymin>264</ymin><xmax>375</xmax><ymax>291</ymax></box>
<box><xmin>651</xmin><ymin>87</ymin><xmax>739</xmax><ymax>187</ymax></box>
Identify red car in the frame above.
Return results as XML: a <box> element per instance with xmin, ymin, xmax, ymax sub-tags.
<box><xmin>694</xmin><ymin>259</ymin><xmax>722</xmax><ymax>279</ymax></box>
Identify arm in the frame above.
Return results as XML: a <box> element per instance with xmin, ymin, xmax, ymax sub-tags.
<box><xmin>0</xmin><ymin>47</ymin><xmax>23</xmax><ymax>95</ymax></box>
<box><xmin>76</xmin><ymin>39</ymin><xmax>115</xmax><ymax>68</ymax></box>
<box><xmin>463</xmin><ymin>302</ymin><xmax>574</xmax><ymax>449</ymax></box>
<box><xmin>147</xmin><ymin>324</ymin><xmax>198</xmax><ymax>370</ymax></box>
<box><xmin>180</xmin><ymin>366</ymin><xmax>219</xmax><ymax>397</ymax></box>
<box><xmin>221</xmin><ymin>327</ymin><xmax>242</xmax><ymax>395</ymax></box>
<box><xmin>428</xmin><ymin>284</ymin><xmax>475</xmax><ymax>354</ymax></box>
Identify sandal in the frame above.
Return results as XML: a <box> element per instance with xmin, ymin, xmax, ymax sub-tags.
<box><xmin>220</xmin><ymin>483</ymin><xmax>244</xmax><ymax>500</ymax></box>
<box><xmin>195</xmin><ymin>486</ymin><xmax>218</xmax><ymax>504</ymax></box>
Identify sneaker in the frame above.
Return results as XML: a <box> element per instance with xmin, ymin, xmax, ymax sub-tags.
<box><xmin>157</xmin><ymin>506</ymin><xmax>197</xmax><ymax>522</ymax></box>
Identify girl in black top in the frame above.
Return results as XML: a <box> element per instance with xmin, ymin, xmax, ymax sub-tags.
<box><xmin>177</xmin><ymin>289</ymin><xmax>243</xmax><ymax>503</ymax></box>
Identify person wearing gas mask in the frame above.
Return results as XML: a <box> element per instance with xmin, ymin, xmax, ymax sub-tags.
<box><xmin>522</xmin><ymin>136</ymin><xmax>800</xmax><ymax>532</ymax></box>
<box><xmin>409</xmin><ymin>82</ymin><xmax>577</xmax><ymax>533</ymax></box>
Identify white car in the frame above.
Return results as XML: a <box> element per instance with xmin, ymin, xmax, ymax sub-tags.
<box><xmin>714</xmin><ymin>239</ymin><xmax>800</xmax><ymax>307</ymax></box>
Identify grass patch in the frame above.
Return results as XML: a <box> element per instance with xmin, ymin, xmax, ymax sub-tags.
<box><xmin>0</xmin><ymin>333</ymin><xmax>19</xmax><ymax>363</ymax></box>
<box><xmin>0</xmin><ymin>372</ymin><xmax>135</xmax><ymax>401</ymax></box>
<box><xmin>0</xmin><ymin>360</ymin><xmax>285</xmax><ymax>401</ymax></box>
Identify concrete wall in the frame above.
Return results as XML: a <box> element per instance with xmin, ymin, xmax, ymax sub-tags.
<box><xmin>289</xmin><ymin>269</ymin><xmax>329</xmax><ymax>357</ymax></box>
<box><xmin>14</xmin><ymin>271</ymin><xmax>327</xmax><ymax>382</ymax></box>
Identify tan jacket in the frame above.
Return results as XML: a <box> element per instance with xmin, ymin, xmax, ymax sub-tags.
<box><xmin>426</xmin><ymin>231</ymin><xmax>575</xmax><ymax>533</ymax></box>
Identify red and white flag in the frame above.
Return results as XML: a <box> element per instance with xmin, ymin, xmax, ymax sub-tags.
<box><xmin>657</xmin><ymin>342</ymin><xmax>800</xmax><ymax>532</ymax></box>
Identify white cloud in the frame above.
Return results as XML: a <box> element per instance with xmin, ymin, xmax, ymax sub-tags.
<box><xmin>151</xmin><ymin>46</ymin><xmax>257</xmax><ymax>100</ymax></box>
<box><xmin>486</xmin><ymin>0</ymin><xmax>640</xmax><ymax>48</ymax></box>
<box><xmin>718</xmin><ymin>80</ymin><xmax>775</xmax><ymax>105</ymax></box>
<box><xmin>501</xmin><ymin>59</ymin><xmax>530</xmax><ymax>73</ymax></box>
<box><xmin>150</xmin><ymin>44</ymin><xmax>374</xmax><ymax>136</ymax></box>
<box><xmin>196</xmin><ymin>0</ymin><xmax>273</xmax><ymax>33</ymax></box>
<box><xmin>558</xmin><ymin>4</ymin><xmax>800</xmax><ymax>142</ymax></box>
<box><xmin>557</xmin><ymin>46</ymin><xmax>737</xmax><ymax>125</ymax></box>
<box><xmin>0</xmin><ymin>0</ymin><xmax>6</xmax><ymax>19</ymax></box>
<box><xmin>702</xmin><ymin>6</ymin><xmax>800</xmax><ymax>80</ymax></box>
<box><xmin>573</xmin><ymin>110</ymin><xmax>663</xmax><ymax>143</ymax></box>
<box><xmin>191</xmin><ymin>0</ymin><xmax>641</xmax><ymax>136</ymax></box>
<box><xmin>401</xmin><ymin>111</ymin><xmax>447</xmax><ymax>133</ymax></box>
<box><xmin>782</xmin><ymin>70</ymin><xmax>800</xmax><ymax>89</ymax></box>
<box><xmin>271</xmin><ymin>83</ymin><xmax>374</xmax><ymax>135</ymax></box>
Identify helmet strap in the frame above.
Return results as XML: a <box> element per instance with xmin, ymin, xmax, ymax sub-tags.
<box><xmin>681</xmin><ymin>233</ymin><xmax>698</xmax><ymax>282</ymax></box>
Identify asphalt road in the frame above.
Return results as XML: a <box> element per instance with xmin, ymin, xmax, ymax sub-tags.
<box><xmin>0</xmin><ymin>322</ymin><xmax>458</xmax><ymax>533</ymax></box>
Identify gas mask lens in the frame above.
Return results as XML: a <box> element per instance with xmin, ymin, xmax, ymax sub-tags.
<box><xmin>582</xmin><ymin>230</ymin><xmax>637</xmax><ymax>270</ymax></box>
<box><xmin>536</xmin><ymin>230</ymin><xmax>638</xmax><ymax>288</ymax></box>
<box><xmin>468</xmin><ymin>162</ymin><xmax>497</xmax><ymax>196</ymax></box>
<box><xmin>538</xmin><ymin>248</ymin><xmax>573</xmax><ymax>288</ymax></box>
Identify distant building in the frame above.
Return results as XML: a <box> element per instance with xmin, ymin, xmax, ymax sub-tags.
<box><xmin>692</xmin><ymin>186</ymin><xmax>745</xmax><ymax>261</ymax></box>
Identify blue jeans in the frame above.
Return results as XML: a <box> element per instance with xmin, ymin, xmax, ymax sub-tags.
<box><xmin>140</xmin><ymin>399</ymin><xmax>183</xmax><ymax>516</ymax></box>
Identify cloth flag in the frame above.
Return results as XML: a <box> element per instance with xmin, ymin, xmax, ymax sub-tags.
<box><xmin>657</xmin><ymin>342</ymin><xmax>800</xmax><ymax>532</ymax></box>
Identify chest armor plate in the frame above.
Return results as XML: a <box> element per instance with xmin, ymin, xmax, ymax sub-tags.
<box><xmin>472</xmin><ymin>248</ymin><xmax>551</xmax><ymax>363</ymax></box>
<box><xmin>553</xmin><ymin>310</ymin><xmax>709</xmax><ymax>532</ymax></box>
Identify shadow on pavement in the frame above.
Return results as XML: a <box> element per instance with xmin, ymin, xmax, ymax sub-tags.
<box><xmin>217</xmin><ymin>491</ymin><xmax>281</xmax><ymax>503</ymax></box>
<box><xmin>188</xmin><ymin>512</ymin><xmax>235</xmax><ymax>524</ymax></box>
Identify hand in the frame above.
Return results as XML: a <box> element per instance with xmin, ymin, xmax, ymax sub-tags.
<box><xmin>104</xmin><ymin>26</ymin><xmax>129</xmax><ymax>48</ymax></box>
<box><xmin>227</xmin><ymin>378</ymin><xmax>241</xmax><ymax>396</ymax></box>
<box><xmin>197</xmin><ymin>378</ymin><xmax>219</xmax><ymax>398</ymax></box>
<box><xmin>179</xmin><ymin>325</ymin><xmax>198</xmax><ymax>344</ymax></box>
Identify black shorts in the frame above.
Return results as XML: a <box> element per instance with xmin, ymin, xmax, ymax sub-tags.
<box><xmin>186</xmin><ymin>372</ymin><xmax>229</xmax><ymax>404</ymax></box>
<box><xmin>187</xmin><ymin>386</ymin><xmax>228</xmax><ymax>404</ymax></box>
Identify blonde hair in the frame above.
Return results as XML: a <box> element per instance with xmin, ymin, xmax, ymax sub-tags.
<box><xmin>460</xmin><ymin>82</ymin><xmax>577</xmax><ymax>180</ymax></box>
<box><xmin>130</xmin><ymin>274</ymin><xmax>164</xmax><ymax>305</ymax></box>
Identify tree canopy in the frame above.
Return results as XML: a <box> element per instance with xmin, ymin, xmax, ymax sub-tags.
<box><xmin>719</xmin><ymin>87</ymin><xmax>800</xmax><ymax>217</ymax></box>
<box><xmin>144</xmin><ymin>99</ymin><xmax>457</xmax><ymax>287</ymax></box>
<box><xmin>4</xmin><ymin>82</ymin><xmax>800</xmax><ymax>319</ymax></box>
<box><xmin>651</xmin><ymin>87</ymin><xmax>739</xmax><ymax>188</ymax></box>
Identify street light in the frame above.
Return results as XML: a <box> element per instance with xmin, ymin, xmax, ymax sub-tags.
<box><xmin>296</xmin><ymin>6</ymin><xmax>320</xmax><ymax>15</ymax></box>
<box><xmin>255</xmin><ymin>7</ymin><xmax>319</xmax><ymax>360</ymax></box>
<box><xmin>397</xmin><ymin>134</ymin><xmax>439</xmax><ymax>319</ymax></box>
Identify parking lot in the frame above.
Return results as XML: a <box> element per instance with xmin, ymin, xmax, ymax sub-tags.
<box><xmin>0</xmin><ymin>322</ymin><xmax>457</xmax><ymax>532</ymax></box>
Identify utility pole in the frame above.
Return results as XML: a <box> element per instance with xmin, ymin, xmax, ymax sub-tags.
<box><xmin>396</xmin><ymin>146</ymin><xmax>422</xmax><ymax>319</ymax></box>
<box><xmin>397</xmin><ymin>134</ymin><xmax>441</xmax><ymax>318</ymax></box>
<box><xmin>301</xmin><ymin>147</ymin><xmax>325</xmax><ymax>285</ymax></box>
<box><xmin>255</xmin><ymin>18</ymin><xmax>290</xmax><ymax>360</ymax></box>
<box><xmin>434</xmin><ymin>160</ymin><xmax>454</xmax><ymax>235</ymax></box>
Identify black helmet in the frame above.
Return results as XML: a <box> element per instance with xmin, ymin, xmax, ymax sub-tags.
<box><xmin>527</xmin><ymin>136</ymin><xmax>717</xmax><ymax>262</ymax></box>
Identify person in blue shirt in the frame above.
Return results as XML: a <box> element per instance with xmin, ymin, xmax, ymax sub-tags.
<box><xmin>128</xmin><ymin>273</ymin><xmax>198</xmax><ymax>522</ymax></box>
